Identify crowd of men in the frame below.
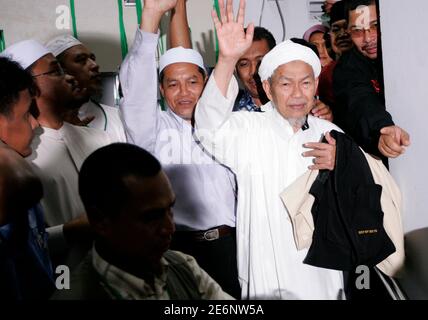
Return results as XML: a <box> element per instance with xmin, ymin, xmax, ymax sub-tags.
<box><xmin>0</xmin><ymin>0</ymin><xmax>409</xmax><ymax>300</ymax></box>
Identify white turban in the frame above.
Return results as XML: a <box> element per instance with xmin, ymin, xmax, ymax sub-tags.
<box><xmin>0</xmin><ymin>40</ymin><xmax>51</xmax><ymax>70</ymax></box>
<box><xmin>45</xmin><ymin>35</ymin><xmax>83</xmax><ymax>57</ymax></box>
<box><xmin>258</xmin><ymin>40</ymin><xmax>322</xmax><ymax>82</ymax></box>
<box><xmin>159</xmin><ymin>47</ymin><xmax>206</xmax><ymax>74</ymax></box>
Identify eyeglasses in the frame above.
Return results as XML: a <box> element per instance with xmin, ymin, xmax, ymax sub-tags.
<box><xmin>32</xmin><ymin>65</ymin><xmax>65</xmax><ymax>78</ymax></box>
<box><xmin>349</xmin><ymin>22</ymin><xmax>378</xmax><ymax>38</ymax></box>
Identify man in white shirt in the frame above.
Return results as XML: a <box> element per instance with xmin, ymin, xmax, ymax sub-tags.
<box><xmin>194</xmin><ymin>0</ymin><xmax>345</xmax><ymax>299</ymax></box>
<box><xmin>2</xmin><ymin>40</ymin><xmax>112</xmax><ymax>265</ymax></box>
<box><xmin>119</xmin><ymin>0</ymin><xmax>240</xmax><ymax>298</ymax></box>
<box><xmin>46</xmin><ymin>35</ymin><xmax>126</xmax><ymax>142</ymax></box>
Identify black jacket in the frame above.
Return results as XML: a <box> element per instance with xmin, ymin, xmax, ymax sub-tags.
<box><xmin>333</xmin><ymin>48</ymin><xmax>394</xmax><ymax>162</ymax></box>
<box><xmin>303</xmin><ymin>130</ymin><xmax>395</xmax><ymax>271</ymax></box>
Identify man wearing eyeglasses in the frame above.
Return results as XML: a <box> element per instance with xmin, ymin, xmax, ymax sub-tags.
<box><xmin>2</xmin><ymin>40</ymin><xmax>113</xmax><ymax>267</ymax></box>
<box><xmin>333</xmin><ymin>0</ymin><xmax>410</xmax><ymax>164</ymax></box>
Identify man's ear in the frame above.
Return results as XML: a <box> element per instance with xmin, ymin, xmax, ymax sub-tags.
<box><xmin>0</xmin><ymin>115</ymin><xmax>7</xmax><ymax>141</ymax></box>
<box><xmin>159</xmin><ymin>83</ymin><xmax>165</xmax><ymax>98</ymax></box>
<box><xmin>262</xmin><ymin>80</ymin><xmax>273</xmax><ymax>102</ymax></box>
<box><xmin>87</xmin><ymin>206</ymin><xmax>113</xmax><ymax>237</ymax></box>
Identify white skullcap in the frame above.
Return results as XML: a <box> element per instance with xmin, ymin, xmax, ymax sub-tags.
<box><xmin>258</xmin><ymin>40</ymin><xmax>322</xmax><ymax>82</ymax></box>
<box><xmin>159</xmin><ymin>47</ymin><xmax>206</xmax><ymax>74</ymax></box>
<box><xmin>0</xmin><ymin>40</ymin><xmax>51</xmax><ymax>70</ymax></box>
<box><xmin>45</xmin><ymin>34</ymin><xmax>83</xmax><ymax>57</ymax></box>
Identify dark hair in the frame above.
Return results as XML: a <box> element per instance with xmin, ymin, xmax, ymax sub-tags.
<box><xmin>290</xmin><ymin>38</ymin><xmax>320</xmax><ymax>58</ymax></box>
<box><xmin>79</xmin><ymin>143</ymin><xmax>162</xmax><ymax>219</ymax></box>
<box><xmin>159</xmin><ymin>66</ymin><xmax>206</xmax><ymax>84</ymax></box>
<box><xmin>346</xmin><ymin>0</ymin><xmax>376</xmax><ymax>21</ymax></box>
<box><xmin>0</xmin><ymin>57</ymin><xmax>38</xmax><ymax>116</ymax></box>
<box><xmin>250</xmin><ymin>26</ymin><xmax>276</xmax><ymax>50</ymax></box>
<box><xmin>330</xmin><ymin>1</ymin><xmax>347</xmax><ymax>26</ymax></box>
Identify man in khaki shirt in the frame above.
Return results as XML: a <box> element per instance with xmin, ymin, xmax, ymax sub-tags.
<box><xmin>52</xmin><ymin>143</ymin><xmax>233</xmax><ymax>300</ymax></box>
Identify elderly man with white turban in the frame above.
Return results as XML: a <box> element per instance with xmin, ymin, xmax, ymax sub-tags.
<box><xmin>117</xmin><ymin>0</ymin><xmax>240</xmax><ymax>298</ymax></box>
<box><xmin>194</xmin><ymin>0</ymin><xmax>345</xmax><ymax>299</ymax></box>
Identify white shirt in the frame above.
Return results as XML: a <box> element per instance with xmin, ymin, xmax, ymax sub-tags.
<box><xmin>79</xmin><ymin>100</ymin><xmax>126</xmax><ymax>143</ymax></box>
<box><xmin>26</xmin><ymin>123</ymin><xmax>113</xmax><ymax>227</ymax></box>
<box><xmin>195</xmin><ymin>75</ymin><xmax>345</xmax><ymax>300</ymax></box>
<box><xmin>119</xmin><ymin>29</ymin><xmax>236</xmax><ymax>231</ymax></box>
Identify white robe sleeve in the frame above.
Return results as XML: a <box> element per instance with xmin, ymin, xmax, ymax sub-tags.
<box><xmin>119</xmin><ymin>28</ymin><xmax>160</xmax><ymax>152</ymax></box>
<box><xmin>194</xmin><ymin>74</ymin><xmax>251</xmax><ymax>169</ymax></box>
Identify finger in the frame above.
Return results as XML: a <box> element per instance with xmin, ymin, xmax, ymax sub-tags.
<box><xmin>302</xmin><ymin>149</ymin><xmax>330</xmax><ymax>158</ymax></box>
<box><xmin>325</xmin><ymin>132</ymin><xmax>336</xmax><ymax>145</ymax></box>
<box><xmin>245</xmin><ymin>22</ymin><xmax>255</xmax><ymax>43</ymax></box>
<box><xmin>379</xmin><ymin>140</ymin><xmax>401</xmax><ymax>157</ymax></box>
<box><xmin>384</xmin><ymin>137</ymin><xmax>404</xmax><ymax>154</ymax></box>
<box><xmin>237</xmin><ymin>0</ymin><xmax>246</xmax><ymax>26</ymax></box>
<box><xmin>400</xmin><ymin>129</ymin><xmax>411</xmax><ymax>146</ymax></box>
<box><xmin>80</xmin><ymin>116</ymin><xmax>95</xmax><ymax>126</ymax></box>
<box><xmin>226</xmin><ymin>0</ymin><xmax>234</xmax><ymax>23</ymax></box>
<box><xmin>380</xmin><ymin>126</ymin><xmax>395</xmax><ymax>135</ymax></box>
<box><xmin>379</xmin><ymin>144</ymin><xmax>400</xmax><ymax>158</ymax></box>
<box><xmin>304</xmin><ymin>142</ymin><xmax>333</xmax><ymax>150</ymax></box>
<box><xmin>317</xmin><ymin>107</ymin><xmax>330</xmax><ymax>117</ymax></box>
<box><xmin>218</xmin><ymin>0</ymin><xmax>227</xmax><ymax>24</ymax></box>
<box><xmin>211</xmin><ymin>9</ymin><xmax>222</xmax><ymax>30</ymax></box>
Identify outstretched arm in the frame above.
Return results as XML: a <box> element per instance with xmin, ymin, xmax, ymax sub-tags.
<box><xmin>194</xmin><ymin>0</ymin><xmax>254</xmax><ymax>168</ymax></box>
<box><xmin>120</xmin><ymin>0</ymin><xmax>177</xmax><ymax>150</ymax></box>
<box><xmin>169</xmin><ymin>0</ymin><xmax>192</xmax><ymax>48</ymax></box>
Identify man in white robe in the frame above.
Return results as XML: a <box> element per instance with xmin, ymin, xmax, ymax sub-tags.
<box><xmin>194</xmin><ymin>0</ymin><xmax>344</xmax><ymax>299</ymax></box>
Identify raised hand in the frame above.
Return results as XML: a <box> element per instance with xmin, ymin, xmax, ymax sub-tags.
<box><xmin>211</xmin><ymin>0</ymin><xmax>254</xmax><ymax>63</ymax></box>
<box><xmin>141</xmin><ymin>0</ymin><xmax>178</xmax><ymax>33</ymax></box>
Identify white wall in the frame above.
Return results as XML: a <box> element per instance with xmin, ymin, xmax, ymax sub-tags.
<box><xmin>380</xmin><ymin>0</ymin><xmax>428</xmax><ymax>232</ymax></box>
<box><xmin>237</xmin><ymin>0</ymin><xmax>320</xmax><ymax>43</ymax></box>
<box><xmin>0</xmin><ymin>0</ymin><xmax>320</xmax><ymax>70</ymax></box>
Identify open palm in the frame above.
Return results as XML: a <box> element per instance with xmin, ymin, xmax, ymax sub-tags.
<box><xmin>212</xmin><ymin>0</ymin><xmax>254</xmax><ymax>61</ymax></box>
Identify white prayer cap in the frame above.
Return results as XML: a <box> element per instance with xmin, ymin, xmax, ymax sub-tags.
<box><xmin>0</xmin><ymin>40</ymin><xmax>51</xmax><ymax>70</ymax></box>
<box><xmin>45</xmin><ymin>35</ymin><xmax>83</xmax><ymax>57</ymax></box>
<box><xmin>258</xmin><ymin>40</ymin><xmax>322</xmax><ymax>82</ymax></box>
<box><xmin>159</xmin><ymin>47</ymin><xmax>206</xmax><ymax>74</ymax></box>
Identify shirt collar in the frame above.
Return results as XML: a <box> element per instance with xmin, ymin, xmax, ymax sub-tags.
<box><xmin>237</xmin><ymin>89</ymin><xmax>262</xmax><ymax>112</ymax></box>
<box><xmin>269</xmin><ymin>107</ymin><xmax>310</xmax><ymax>140</ymax></box>
<box><xmin>92</xmin><ymin>246</ymin><xmax>169</xmax><ymax>300</ymax></box>
<box><xmin>166</xmin><ymin>106</ymin><xmax>193</xmax><ymax>130</ymax></box>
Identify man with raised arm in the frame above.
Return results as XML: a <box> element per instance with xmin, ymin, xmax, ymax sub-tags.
<box><xmin>119</xmin><ymin>0</ymin><xmax>240</xmax><ymax>298</ymax></box>
<box><xmin>194</xmin><ymin>0</ymin><xmax>345</xmax><ymax>299</ymax></box>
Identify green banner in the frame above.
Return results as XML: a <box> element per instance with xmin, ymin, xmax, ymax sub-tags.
<box><xmin>213</xmin><ymin>0</ymin><xmax>220</xmax><ymax>62</ymax></box>
<box><xmin>136</xmin><ymin>0</ymin><xmax>143</xmax><ymax>25</ymax></box>
<box><xmin>0</xmin><ymin>30</ymin><xmax>5</xmax><ymax>52</ymax></box>
<box><xmin>69</xmin><ymin>0</ymin><xmax>78</xmax><ymax>38</ymax></box>
<box><xmin>117</xmin><ymin>0</ymin><xmax>129</xmax><ymax>59</ymax></box>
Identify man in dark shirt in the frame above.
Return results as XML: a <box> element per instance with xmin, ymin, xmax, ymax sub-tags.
<box><xmin>333</xmin><ymin>0</ymin><xmax>410</xmax><ymax>161</ymax></box>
